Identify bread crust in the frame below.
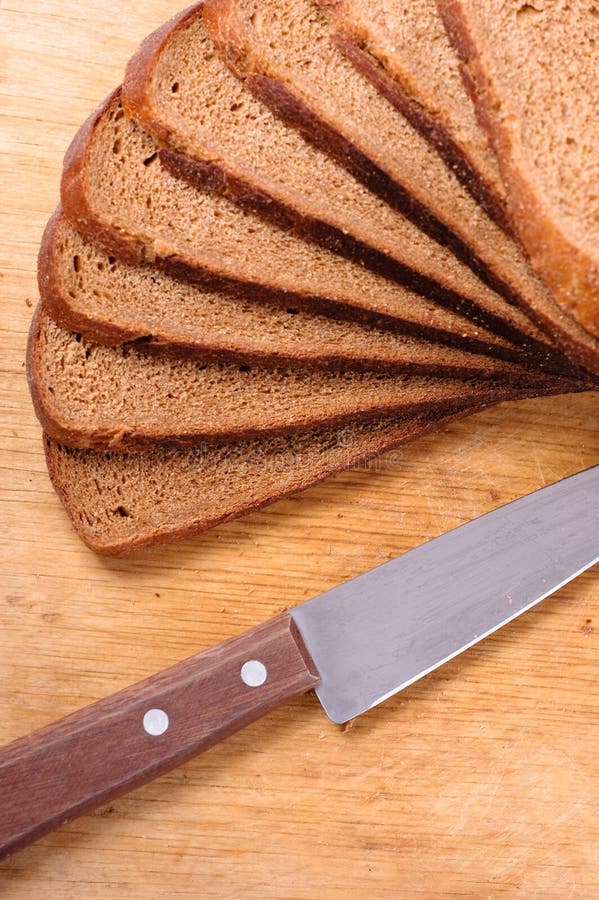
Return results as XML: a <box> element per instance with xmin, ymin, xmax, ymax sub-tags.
<box><xmin>319</xmin><ymin>7</ymin><xmax>510</xmax><ymax>233</ymax></box>
<box><xmin>61</xmin><ymin>89</ymin><xmax>499</xmax><ymax>341</ymax></box>
<box><xmin>202</xmin><ymin>0</ymin><xmax>599</xmax><ymax>378</ymax></box>
<box><xmin>61</xmin><ymin>89</ymin><xmax>576</xmax><ymax>372</ymax></box>
<box><xmin>37</xmin><ymin>405</ymin><xmax>506</xmax><ymax>554</ymax></box>
<box><xmin>122</xmin><ymin>5</ymin><xmax>200</xmax><ymax>146</ymax></box>
<box><xmin>33</xmin><ymin>303</ymin><xmax>580</xmax><ymax>453</ymax></box>
<box><xmin>438</xmin><ymin>0</ymin><xmax>599</xmax><ymax>340</ymax></box>
<box><xmin>41</xmin><ymin>213</ymin><xmax>560</xmax><ymax>378</ymax></box>
<box><xmin>122</xmin><ymin>2</ymin><xmax>558</xmax><ymax>359</ymax></box>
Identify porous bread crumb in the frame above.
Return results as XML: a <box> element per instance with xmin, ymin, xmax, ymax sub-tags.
<box><xmin>41</xmin><ymin>409</ymin><xmax>490</xmax><ymax>553</ymax></box>
<box><xmin>199</xmin><ymin>0</ymin><xmax>599</xmax><ymax>372</ymax></box>
<box><xmin>31</xmin><ymin>305</ymin><xmax>542</xmax><ymax>451</ymax></box>
<box><xmin>65</xmin><ymin>91</ymin><xmax>553</xmax><ymax>358</ymax></box>
<box><xmin>438</xmin><ymin>0</ymin><xmax>599</xmax><ymax>339</ymax></box>
<box><xmin>129</xmin><ymin>6</ymin><xmax>504</xmax><ymax>306</ymax></box>
<box><xmin>44</xmin><ymin>214</ymin><xmax>552</xmax><ymax>378</ymax></box>
<box><xmin>317</xmin><ymin>0</ymin><xmax>506</xmax><ymax>220</ymax></box>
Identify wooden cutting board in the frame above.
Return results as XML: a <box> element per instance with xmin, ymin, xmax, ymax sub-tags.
<box><xmin>0</xmin><ymin>3</ymin><xmax>597</xmax><ymax>896</ymax></box>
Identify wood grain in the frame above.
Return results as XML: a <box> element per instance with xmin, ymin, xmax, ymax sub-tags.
<box><xmin>0</xmin><ymin>614</ymin><xmax>319</xmax><ymax>859</ymax></box>
<box><xmin>0</xmin><ymin>3</ymin><xmax>597</xmax><ymax>897</ymax></box>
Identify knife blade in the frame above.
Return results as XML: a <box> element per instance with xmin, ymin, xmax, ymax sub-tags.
<box><xmin>1</xmin><ymin>465</ymin><xmax>597</xmax><ymax>859</ymax></box>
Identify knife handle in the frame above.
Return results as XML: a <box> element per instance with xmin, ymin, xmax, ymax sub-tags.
<box><xmin>0</xmin><ymin>613</ymin><xmax>319</xmax><ymax>860</ymax></box>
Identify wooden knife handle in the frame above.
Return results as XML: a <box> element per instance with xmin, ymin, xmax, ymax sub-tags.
<box><xmin>0</xmin><ymin>614</ymin><xmax>319</xmax><ymax>860</ymax></box>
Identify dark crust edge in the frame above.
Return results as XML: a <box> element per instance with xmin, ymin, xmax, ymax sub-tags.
<box><xmin>326</xmin><ymin>24</ymin><xmax>511</xmax><ymax>236</ymax></box>
<box><xmin>42</xmin><ymin>375</ymin><xmax>590</xmax><ymax>557</ymax></box>
<box><xmin>59</xmin><ymin>91</ymin><xmax>559</xmax><ymax>369</ymax></box>
<box><xmin>201</xmin><ymin>0</ymin><xmax>560</xmax><ymax>330</ymax></box>
<box><xmin>122</xmin><ymin>4</ymin><xmax>201</xmax><ymax>140</ymax></box>
<box><xmin>161</xmin><ymin>149</ymin><xmax>561</xmax><ymax>364</ymax></box>
<box><xmin>41</xmin><ymin>211</ymin><xmax>540</xmax><ymax>375</ymax></box>
<box><xmin>123</xmin><ymin>3</ymin><xmax>521</xmax><ymax>343</ymax></box>
<box><xmin>437</xmin><ymin>0</ymin><xmax>599</xmax><ymax>364</ymax></box>
<box><xmin>38</xmin><ymin>406</ymin><xmax>496</xmax><ymax>555</ymax></box>
<box><xmin>31</xmin><ymin>304</ymin><xmax>575</xmax><ymax>452</ymax></box>
<box><xmin>205</xmin><ymin>0</ymin><xmax>599</xmax><ymax>380</ymax></box>
<box><xmin>26</xmin><ymin>304</ymin><xmax>48</xmax><ymax>435</ymax></box>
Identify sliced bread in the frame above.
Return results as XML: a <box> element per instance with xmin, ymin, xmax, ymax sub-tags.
<box><xmin>438</xmin><ymin>0</ymin><xmax>599</xmax><ymax>339</ymax></box>
<box><xmin>60</xmin><ymin>90</ymin><xmax>567</xmax><ymax>367</ymax></box>
<box><xmin>40</xmin><ymin>214</ymin><xmax>556</xmax><ymax>381</ymax></box>
<box><xmin>30</xmin><ymin>305</ymin><xmax>574</xmax><ymax>452</ymax></box>
<box><xmin>124</xmin><ymin>3</ymin><xmax>517</xmax><ymax>340</ymax></box>
<box><xmin>316</xmin><ymin>0</ymin><xmax>507</xmax><ymax>228</ymax></box>
<box><xmin>41</xmin><ymin>406</ymin><xmax>514</xmax><ymax>554</ymax></box>
<box><xmin>202</xmin><ymin>0</ymin><xmax>599</xmax><ymax>376</ymax></box>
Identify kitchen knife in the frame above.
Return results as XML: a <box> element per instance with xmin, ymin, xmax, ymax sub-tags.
<box><xmin>1</xmin><ymin>465</ymin><xmax>597</xmax><ymax>859</ymax></box>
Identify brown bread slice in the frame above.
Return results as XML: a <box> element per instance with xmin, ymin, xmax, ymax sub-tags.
<box><xmin>123</xmin><ymin>4</ymin><xmax>523</xmax><ymax>348</ymax></box>
<box><xmin>39</xmin><ymin>406</ymin><xmax>520</xmax><ymax>554</ymax></box>
<box><xmin>60</xmin><ymin>90</ymin><xmax>568</xmax><ymax>370</ymax></box>
<box><xmin>41</xmin><ymin>212</ymin><xmax>549</xmax><ymax>377</ymax></box>
<box><xmin>316</xmin><ymin>0</ymin><xmax>508</xmax><ymax>228</ymax></box>
<box><xmin>202</xmin><ymin>0</ymin><xmax>599</xmax><ymax>376</ymax></box>
<box><xmin>31</xmin><ymin>305</ymin><xmax>572</xmax><ymax>452</ymax></box>
<box><xmin>120</xmin><ymin>4</ymin><xmax>573</xmax><ymax>371</ymax></box>
<box><xmin>438</xmin><ymin>0</ymin><xmax>599</xmax><ymax>339</ymax></box>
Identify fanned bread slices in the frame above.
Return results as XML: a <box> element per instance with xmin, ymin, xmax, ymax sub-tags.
<box><xmin>201</xmin><ymin>0</ymin><xmax>599</xmax><ymax>376</ymax></box>
<box><xmin>315</xmin><ymin>0</ymin><xmax>507</xmax><ymax>228</ymax></box>
<box><xmin>61</xmin><ymin>91</ymin><xmax>564</xmax><ymax>367</ymax></box>
<box><xmin>124</xmin><ymin>4</ymin><xmax>521</xmax><ymax>344</ymax></box>
<box><xmin>41</xmin><ymin>407</ymin><xmax>515</xmax><ymax>554</ymax></box>
<box><xmin>40</xmin><ymin>214</ymin><xmax>555</xmax><ymax>380</ymax></box>
<box><xmin>27</xmin><ymin>2</ymin><xmax>599</xmax><ymax>558</ymax></box>
<box><xmin>30</xmin><ymin>306</ymin><xmax>573</xmax><ymax>452</ymax></box>
<box><xmin>438</xmin><ymin>0</ymin><xmax>599</xmax><ymax>339</ymax></box>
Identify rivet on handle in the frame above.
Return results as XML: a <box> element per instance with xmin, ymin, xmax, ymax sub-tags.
<box><xmin>143</xmin><ymin>708</ymin><xmax>169</xmax><ymax>736</ymax></box>
<box><xmin>240</xmin><ymin>660</ymin><xmax>268</xmax><ymax>687</ymax></box>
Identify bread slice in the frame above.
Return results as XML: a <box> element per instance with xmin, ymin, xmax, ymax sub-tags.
<box><xmin>40</xmin><ymin>212</ymin><xmax>550</xmax><ymax>377</ymax></box>
<box><xmin>39</xmin><ymin>406</ymin><xmax>517</xmax><ymax>554</ymax></box>
<box><xmin>31</xmin><ymin>305</ymin><xmax>574</xmax><ymax>452</ymax></box>
<box><xmin>123</xmin><ymin>5</ymin><xmax>524</xmax><ymax>347</ymax></box>
<box><xmin>438</xmin><ymin>0</ymin><xmax>599</xmax><ymax>339</ymax></box>
<box><xmin>316</xmin><ymin>0</ymin><xmax>507</xmax><ymax>229</ymax></box>
<box><xmin>61</xmin><ymin>90</ymin><xmax>568</xmax><ymax>370</ymax></box>
<box><xmin>202</xmin><ymin>0</ymin><xmax>599</xmax><ymax>376</ymax></box>
<box><xmin>119</xmin><ymin>4</ymin><xmax>574</xmax><ymax>370</ymax></box>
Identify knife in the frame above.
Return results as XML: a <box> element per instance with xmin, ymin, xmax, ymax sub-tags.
<box><xmin>1</xmin><ymin>465</ymin><xmax>597</xmax><ymax>859</ymax></box>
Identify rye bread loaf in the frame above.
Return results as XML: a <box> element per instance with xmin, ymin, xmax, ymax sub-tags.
<box><xmin>40</xmin><ymin>406</ymin><xmax>516</xmax><ymax>554</ymax></box>
<box><xmin>123</xmin><ymin>3</ymin><xmax>520</xmax><ymax>342</ymax></box>
<box><xmin>202</xmin><ymin>0</ymin><xmax>599</xmax><ymax>376</ymax></box>
<box><xmin>31</xmin><ymin>305</ymin><xmax>574</xmax><ymax>452</ymax></box>
<box><xmin>41</xmin><ymin>212</ymin><xmax>547</xmax><ymax>377</ymax></box>
<box><xmin>60</xmin><ymin>90</ymin><xmax>563</xmax><ymax>366</ymax></box>
<box><xmin>316</xmin><ymin>0</ymin><xmax>507</xmax><ymax>228</ymax></box>
<box><xmin>438</xmin><ymin>0</ymin><xmax>599</xmax><ymax>339</ymax></box>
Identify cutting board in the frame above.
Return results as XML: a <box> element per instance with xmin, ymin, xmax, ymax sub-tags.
<box><xmin>1</xmin><ymin>3</ymin><xmax>598</xmax><ymax>896</ymax></box>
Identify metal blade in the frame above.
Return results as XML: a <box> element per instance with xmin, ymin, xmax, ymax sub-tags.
<box><xmin>291</xmin><ymin>466</ymin><xmax>599</xmax><ymax>724</ymax></box>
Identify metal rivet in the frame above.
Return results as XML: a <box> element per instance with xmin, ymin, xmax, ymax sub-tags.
<box><xmin>241</xmin><ymin>660</ymin><xmax>268</xmax><ymax>688</ymax></box>
<box><xmin>143</xmin><ymin>708</ymin><xmax>169</xmax><ymax>736</ymax></box>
